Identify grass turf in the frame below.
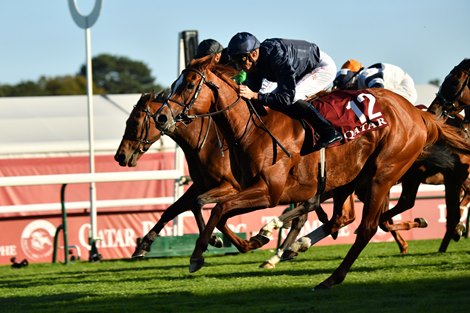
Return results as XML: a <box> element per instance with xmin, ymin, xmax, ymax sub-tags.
<box><xmin>0</xmin><ymin>239</ymin><xmax>469</xmax><ymax>313</ymax></box>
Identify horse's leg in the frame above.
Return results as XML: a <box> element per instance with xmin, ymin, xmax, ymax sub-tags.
<box><xmin>379</xmin><ymin>165</ymin><xmax>425</xmax><ymax>224</ymax></box>
<box><xmin>389</xmin><ymin>227</ymin><xmax>409</xmax><ymax>254</ymax></box>
<box><xmin>315</xmin><ymin>180</ymin><xmax>393</xmax><ymax>290</ymax></box>
<box><xmin>189</xmin><ymin>181</ymin><xmax>273</xmax><ymax>273</ymax></box>
<box><xmin>459</xmin><ymin>181</ymin><xmax>470</xmax><ymax>237</ymax></box>
<box><xmin>132</xmin><ymin>184</ymin><xmax>201</xmax><ymax>258</ymax></box>
<box><xmin>439</xmin><ymin>167</ymin><xmax>466</xmax><ymax>252</ymax></box>
<box><xmin>214</xmin><ymin>211</ymin><xmax>272</xmax><ymax>253</ymax></box>
<box><xmin>196</xmin><ymin>181</ymin><xmax>239</xmax><ymax>207</ymax></box>
<box><xmin>260</xmin><ymin>213</ymin><xmax>308</xmax><ymax>269</ymax></box>
<box><xmin>287</xmin><ymin>187</ymin><xmax>356</xmax><ymax>255</ymax></box>
<box><xmin>316</xmin><ymin>139</ymin><xmax>427</xmax><ymax>290</ymax></box>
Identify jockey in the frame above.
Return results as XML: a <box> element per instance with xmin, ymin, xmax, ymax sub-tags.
<box><xmin>195</xmin><ymin>39</ymin><xmax>224</xmax><ymax>62</ymax></box>
<box><xmin>226</xmin><ymin>32</ymin><xmax>343</xmax><ymax>148</ymax></box>
<box><xmin>334</xmin><ymin>59</ymin><xmax>418</xmax><ymax>104</ymax></box>
<box><xmin>195</xmin><ymin>39</ymin><xmax>247</xmax><ymax>84</ymax></box>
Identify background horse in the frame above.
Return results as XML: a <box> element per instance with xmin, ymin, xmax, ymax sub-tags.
<box><xmin>156</xmin><ymin>58</ymin><xmax>470</xmax><ymax>289</ymax></box>
<box><xmin>114</xmin><ymin>92</ymin><xmax>238</xmax><ymax>255</ymax></box>
<box><xmin>386</xmin><ymin>58</ymin><xmax>470</xmax><ymax>251</ymax></box>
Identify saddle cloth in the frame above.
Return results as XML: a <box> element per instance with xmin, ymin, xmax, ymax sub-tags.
<box><xmin>301</xmin><ymin>90</ymin><xmax>389</xmax><ymax>153</ymax></box>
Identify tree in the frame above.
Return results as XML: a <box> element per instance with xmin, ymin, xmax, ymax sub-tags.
<box><xmin>78</xmin><ymin>54</ymin><xmax>164</xmax><ymax>94</ymax></box>
<box><xmin>428</xmin><ymin>79</ymin><xmax>441</xmax><ymax>87</ymax></box>
<box><xmin>39</xmin><ymin>75</ymin><xmax>105</xmax><ymax>95</ymax></box>
<box><xmin>0</xmin><ymin>80</ymin><xmax>46</xmax><ymax>97</ymax></box>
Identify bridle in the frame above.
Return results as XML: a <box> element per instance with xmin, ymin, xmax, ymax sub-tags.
<box><xmin>435</xmin><ymin>65</ymin><xmax>470</xmax><ymax>114</ymax></box>
<box><xmin>122</xmin><ymin>97</ymin><xmax>161</xmax><ymax>152</ymax></box>
<box><xmin>159</xmin><ymin>68</ymin><xmax>242</xmax><ymax>128</ymax></box>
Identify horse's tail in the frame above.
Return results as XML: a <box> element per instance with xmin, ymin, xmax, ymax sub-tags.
<box><xmin>420</xmin><ymin>110</ymin><xmax>470</xmax><ymax>155</ymax></box>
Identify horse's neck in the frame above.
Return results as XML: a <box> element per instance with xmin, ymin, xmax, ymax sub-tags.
<box><xmin>172</xmin><ymin>117</ymin><xmax>222</xmax><ymax>162</ymax></box>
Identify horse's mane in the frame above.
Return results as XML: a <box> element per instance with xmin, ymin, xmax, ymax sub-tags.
<box><xmin>211</xmin><ymin>63</ymin><xmax>240</xmax><ymax>90</ymax></box>
<box><xmin>190</xmin><ymin>57</ymin><xmax>240</xmax><ymax>91</ymax></box>
<box><xmin>458</xmin><ymin>58</ymin><xmax>470</xmax><ymax>70</ymax></box>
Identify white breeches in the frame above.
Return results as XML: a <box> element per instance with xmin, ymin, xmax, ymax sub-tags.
<box><xmin>259</xmin><ymin>50</ymin><xmax>337</xmax><ymax>101</ymax></box>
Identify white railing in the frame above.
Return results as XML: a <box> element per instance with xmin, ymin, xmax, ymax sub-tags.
<box><xmin>0</xmin><ymin>170</ymin><xmax>184</xmax><ymax>227</ymax></box>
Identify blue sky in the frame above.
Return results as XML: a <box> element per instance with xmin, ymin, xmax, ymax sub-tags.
<box><xmin>1</xmin><ymin>0</ymin><xmax>469</xmax><ymax>88</ymax></box>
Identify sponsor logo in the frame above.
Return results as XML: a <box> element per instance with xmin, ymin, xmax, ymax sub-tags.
<box><xmin>21</xmin><ymin>220</ymin><xmax>56</xmax><ymax>260</ymax></box>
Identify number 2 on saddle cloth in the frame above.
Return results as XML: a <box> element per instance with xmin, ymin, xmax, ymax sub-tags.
<box><xmin>301</xmin><ymin>90</ymin><xmax>388</xmax><ymax>154</ymax></box>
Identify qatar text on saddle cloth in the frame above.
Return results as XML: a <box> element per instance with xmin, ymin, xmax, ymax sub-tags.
<box><xmin>312</xmin><ymin>90</ymin><xmax>388</xmax><ymax>141</ymax></box>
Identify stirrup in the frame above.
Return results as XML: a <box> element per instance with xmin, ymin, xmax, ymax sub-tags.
<box><xmin>317</xmin><ymin>132</ymin><xmax>342</xmax><ymax>148</ymax></box>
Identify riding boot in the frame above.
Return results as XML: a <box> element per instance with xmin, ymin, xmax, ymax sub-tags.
<box><xmin>292</xmin><ymin>100</ymin><xmax>343</xmax><ymax>147</ymax></box>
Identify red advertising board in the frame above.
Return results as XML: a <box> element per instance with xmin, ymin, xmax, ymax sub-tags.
<box><xmin>0</xmin><ymin>153</ymin><xmax>468</xmax><ymax>265</ymax></box>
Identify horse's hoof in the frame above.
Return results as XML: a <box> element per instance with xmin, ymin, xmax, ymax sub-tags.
<box><xmin>280</xmin><ymin>250</ymin><xmax>298</xmax><ymax>261</ymax></box>
<box><xmin>189</xmin><ymin>257</ymin><xmax>205</xmax><ymax>273</ymax></box>
<box><xmin>454</xmin><ymin>223</ymin><xmax>466</xmax><ymax>241</ymax></box>
<box><xmin>331</xmin><ymin>231</ymin><xmax>338</xmax><ymax>240</ymax></box>
<box><xmin>249</xmin><ymin>234</ymin><xmax>271</xmax><ymax>247</ymax></box>
<box><xmin>400</xmin><ymin>245</ymin><xmax>409</xmax><ymax>255</ymax></box>
<box><xmin>414</xmin><ymin>217</ymin><xmax>428</xmax><ymax>228</ymax></box>
<box><xmin>313</xmin><ymin>282</ymin><xmax>331</xmax><ymax>291</ymax></box>
<box><xmin>289</xmin><ymin>237</ymin><xmax>311</xmax><ymax>254</ymax></box>
<box><xmin>259</xmin><ymin>261</ymin><xmax>275</xmax><ymax>269</ymax></box>
<box><xmin>209</xmin><ymin>235</ymin><xmax>224</xmax><ymax>248</ymax></box>
<box><xmin>131</xmin><ymin>249</ymin><xmax>147</xmax><ymax>258</ymax></box>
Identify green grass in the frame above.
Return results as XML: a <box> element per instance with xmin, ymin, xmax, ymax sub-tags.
<box><xmin>1</xmin><ymin>239</ymin><xmax>469</xmax><ymax>313</ymax></box>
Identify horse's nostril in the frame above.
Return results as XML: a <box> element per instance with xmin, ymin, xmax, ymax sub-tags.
<box><xmin>157</xmin><ymin>115</ymin><xmax>168</xmax><ymax>124</ymax></box>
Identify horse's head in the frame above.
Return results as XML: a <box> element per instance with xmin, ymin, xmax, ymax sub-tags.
<box><xmin>154</xmin><ymin>57</ymin><xmax>240</xmax><ymax>134</ymax></box>
<box><xmin>114</xmin><ymin>91</ymin><xmax>167</xmax><ymax>167</ymax></box>
<box><xmin>428</xmin><ymin>58</ymin><xmax>470</xmax><ymax>118</ymax></box>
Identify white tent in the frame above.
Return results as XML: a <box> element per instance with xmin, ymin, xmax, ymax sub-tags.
<box><xmin>0</xmin><ymin>93</ymin><xmax>175</xmax><ymax>158</ymax></box>
<box><xmin>0</xmin><ymin>85</ymin><xmax>439</xmax><ymax>158</ymax></box>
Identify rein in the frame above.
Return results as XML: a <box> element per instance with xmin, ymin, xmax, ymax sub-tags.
<box><xmin>182</xmin><ymin>67</ymin><xmax>291</xmax><ymax>158</ymax></box>
<box><xmin>245</xmin><ymin>99</ymin><xmax>291</xmax><ymax>158</ymax></box>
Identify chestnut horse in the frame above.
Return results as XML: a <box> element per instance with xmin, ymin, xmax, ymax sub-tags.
<box><xmin>325</xmin><ymin>58</ymin><xmax>470</xmax><ymax>254</ymax></box>
<box><xmin>116</xmin><ymin>90</ymin><xmax>417</xmax><ymax>266</ymax></box>
<box><xmin>155</xmin><ymin>58</ymin><xmax>470</xmax><ymax>288</ymax></box>
<box><xmin>115</xmin><ymin>91</ymin><xmax>335</xmax><ymax>257</ymax></box>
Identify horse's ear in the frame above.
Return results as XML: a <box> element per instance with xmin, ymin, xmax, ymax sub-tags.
<box><xmin>150</xmin><ymin>90</ymin><xmax>155</xmax><ymax>100</ymax></box>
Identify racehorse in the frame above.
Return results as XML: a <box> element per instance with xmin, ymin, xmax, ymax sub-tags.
<box><xmin>117</xmin><ymin>89</ymin><xmax>414</xmax><ymax>266</ymax></box>
<box><xmin>383</xmin><ymin>58</ymin><xmax>470</xmax><ymax>251</ymax></box>
<box><xmin>428</xmin><ymin>58</ymin><xmax>470</xmax><ymax>119</ymax></box>
<box><xmin>115</xmin><ymin>91</ymin><xmax>331</xmax><ymax>256</ymax></box>
<box><xmin>155</xmin><ymin>57</ymin><xmax>470</xmax><ymax>289</ymax></box>
<box><xmin>324</xmin><ymin>58</ymin><xmax>470</xmax><ymax>254</ymax></box>
<box><xmin>114</xmin><ymin>92</ymin><xmax>251</xmax><ymax>255</ymax></box>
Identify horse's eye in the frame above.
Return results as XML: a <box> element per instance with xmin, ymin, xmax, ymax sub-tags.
<box><xmin>187</xmin><ymin>82</ymin><xmax>195</xmax><ymax>90</ymax></box>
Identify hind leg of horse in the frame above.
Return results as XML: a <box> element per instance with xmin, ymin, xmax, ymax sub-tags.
<box><xmin>316</xmin><ymin>142</ymin><xmax>425</xmax><ymax>290</ymax></box>
<box><xmin>288</xmin><ymin>187</ymin><xmax>356</xmax><ymax>255</ymax></box>
<box><xmin>132</xmin><ymin>184</ymin><xmax>201</xmax><ymax>258</ymax></box>
<box><xmin>214</xmin><ymin>211</ymin><xmax>272</xmax><ymax>253</ymax></box>
<box><xmin>379</xmin><ymin>165</ymin><xmax>425</xmax><ymax>224</ymax></box>
<box><xmin>261</xmin><ymin>198</ymin><xmax>336</xmax><ymax>268</ymax></box>
<box><xmin>439</xmin><ymin>170</ymin><xmax>466</xmax><ymax>252</ymax></box>
<box><xmin>260</xmin><ymin>214</ymin><xmax>308</xmax><ymax>269</ymax></box>
<box><xmin>315</xmin><ymin>182</ymin><xmax>391</xmax><ymax>289</ymax></box>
